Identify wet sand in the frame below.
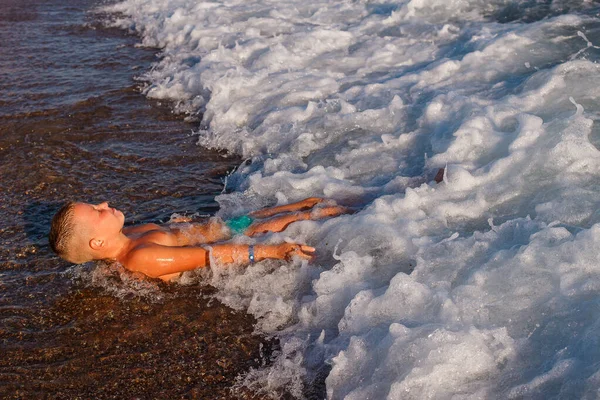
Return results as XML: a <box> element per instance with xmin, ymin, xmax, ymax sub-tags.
<box><xmin>0</xmin><ymin>0</ymin><xmax>278</xmax><ymax>398</ymax></box>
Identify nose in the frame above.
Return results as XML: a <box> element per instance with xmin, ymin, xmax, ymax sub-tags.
<box><xmin>97</xmin><ymin>201</ymin><xmax>109</xmax><ymax>210</ymax></box>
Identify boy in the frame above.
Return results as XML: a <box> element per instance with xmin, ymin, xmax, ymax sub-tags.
<box><xmin>49</xmin><ymin>197</ymin><xmax>348</xmax><ymax>281</ymax></box>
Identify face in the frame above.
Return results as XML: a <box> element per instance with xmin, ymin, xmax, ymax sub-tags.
<box><xmin>72</xmin><ymin>201</ymin><xmax>125</xmax><ymax>240</ymax></box>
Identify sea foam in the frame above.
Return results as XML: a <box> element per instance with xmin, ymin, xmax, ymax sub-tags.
<box><xmin>102</xmin><ymin>0</ymin><xmax>600</xmax><ymax>397</ymax></box>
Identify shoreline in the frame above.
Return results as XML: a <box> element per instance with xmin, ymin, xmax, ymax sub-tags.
<box><xmin>0</xmin><ymin>0</ymin><xmax>285</xmax><ymax>398</ymax></box>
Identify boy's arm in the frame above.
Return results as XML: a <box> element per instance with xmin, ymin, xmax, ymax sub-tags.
<box><xmin>124</xmin><ymin>243</ymin><xmax>315</xmax><ymax>279</ymax></box>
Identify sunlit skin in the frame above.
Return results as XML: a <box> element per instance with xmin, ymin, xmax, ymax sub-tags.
<box><xmin>75</xmin><ymin>198</ymin><xmax>350</xmax><ymax>281</ymax></box>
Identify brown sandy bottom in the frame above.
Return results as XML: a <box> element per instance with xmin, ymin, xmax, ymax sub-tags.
<box><xmin>0</xmin><ymin>285</ymin><xmax>279</xmax><ymax>399</ymax></box>
<box><xmin>0</xmin><ymin>0</ymin><xmax>296</xmax><ymax>398</ymax></box>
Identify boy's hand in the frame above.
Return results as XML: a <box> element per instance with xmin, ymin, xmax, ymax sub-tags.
<box><xmin>276</xmin><ymin>243</ymin><xmax>315</xmax><ymax>260</ymax></box>
<box><xmin>169</xmin><ymin>215</ymin><xmax>193</xmax><ymax>223</ymax></box>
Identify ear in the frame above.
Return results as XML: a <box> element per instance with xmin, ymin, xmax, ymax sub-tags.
<box><xmin>89</xmin><ymin>238</ymin><xmax>105</xmax><ymax>251</ymax></box>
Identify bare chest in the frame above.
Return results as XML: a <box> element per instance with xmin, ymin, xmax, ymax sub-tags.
<box><xmin>127</xmin><ymin>228</ymin><xmax>177</xmax><ymax>248</ymax></box>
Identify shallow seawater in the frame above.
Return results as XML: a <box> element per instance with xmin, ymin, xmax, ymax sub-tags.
<box><xmin>0</xmin><ymin>0</ymin><xmax>276</xmax><ymax>398</ymax></box>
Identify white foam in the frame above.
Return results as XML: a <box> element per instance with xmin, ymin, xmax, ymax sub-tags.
<box><xmin>101</xmin><ymin>0</ymin><xmax>600</xmax><ymax>397</ymax></box>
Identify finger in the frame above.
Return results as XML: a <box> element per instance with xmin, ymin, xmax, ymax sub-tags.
<box><xmin>295</xmin><ymin>251</ymin><xmax>313</xmax><ymax>260</ymax></box>
<box><xmin>297</xmin><ymin>246</ymin><xmax>316</xmax><ymax>259</ymax></box>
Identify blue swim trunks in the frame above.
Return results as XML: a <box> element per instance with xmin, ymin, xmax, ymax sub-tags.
<box><xmin>225</xmin><ymin>215</ymin><xmax>254</xmax><ymax>235</ymax></box>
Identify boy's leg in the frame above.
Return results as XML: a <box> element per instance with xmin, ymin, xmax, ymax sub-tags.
<box><xmin>249</xmin><ymin>197</ymin><xmax>326</xmax><ymax>219</ymax></box>
<box><xmin>245</xmin><ymin>205</ymin><xmax>350</xmax><ymax>236</ymax></box>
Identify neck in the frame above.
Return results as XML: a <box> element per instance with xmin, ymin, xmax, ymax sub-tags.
<box><xmin>101</xmin><ymin>231</ymin><xmax>132</xmax><ymax>262</ymax></box>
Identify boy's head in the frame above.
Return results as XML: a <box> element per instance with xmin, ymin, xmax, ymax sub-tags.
<box><xmin>49</xmin><ymin>201</ymin><xmax>125</xmax><ymax>263</ymax></box>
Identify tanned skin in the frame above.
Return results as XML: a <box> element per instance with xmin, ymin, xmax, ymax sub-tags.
<box><xmin>74</xmin><ymin>198</ymin><xmax>348</xmax><ymax>281</ymax></box>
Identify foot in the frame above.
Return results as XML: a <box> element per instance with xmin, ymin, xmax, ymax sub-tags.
<box><xmin>310</xmin><ymin>205</ymin><xmax>353</xmax><ymax>220</ymax></box>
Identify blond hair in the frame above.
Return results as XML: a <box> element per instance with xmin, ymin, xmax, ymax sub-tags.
<box><xmin>48</xmin><ymin>202</ymin><xmax>93</xmax><ymax>264</ymax></box>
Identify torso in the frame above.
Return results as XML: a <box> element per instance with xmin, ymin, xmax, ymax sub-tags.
<box><xmin>123</xmin><ymin>223</ymin><xmax>178</xmax><ymax>248</ymax></box>
<box><xmin>122</xmin><ymin>218</ymin><xmax>229</xmax><ymax>249</ymax></box>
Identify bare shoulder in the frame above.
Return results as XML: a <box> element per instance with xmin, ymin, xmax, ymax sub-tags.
<box><xmin>121</xmin><ymin>244</ymin><xmax>163</xmax><ymax>276</ymax></box>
